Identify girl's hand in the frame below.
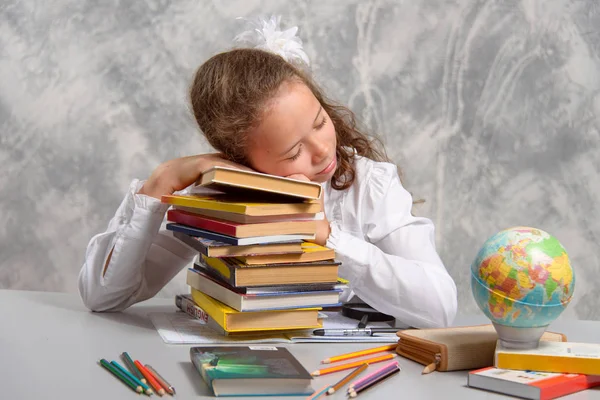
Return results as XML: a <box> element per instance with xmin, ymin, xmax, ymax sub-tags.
<box><xmin>139</xmin><ymin>153</ymin><xmax>252</xmax><ymax>199</ymax></box>
<box><xmin>286</xmin><ymin>174</ymin><xmax>331</xmax><ymax>246</ymax></box>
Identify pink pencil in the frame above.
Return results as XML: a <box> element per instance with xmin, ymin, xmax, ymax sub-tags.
<box><xmin>347</xmin><ymin>361</ymin><xmax>399</xmax><ymax>390</ymax></box>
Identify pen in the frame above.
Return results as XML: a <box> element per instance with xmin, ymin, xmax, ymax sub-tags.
<box><xmin>312</xmin><ymin>327</ymin><xmax>398</xmax><ymax>336</ymax></box>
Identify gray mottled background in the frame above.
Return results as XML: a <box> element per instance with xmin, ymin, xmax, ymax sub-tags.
<box><xmin>1</xmin><ymin>0</ymin><xmax>599</xmax><ymax>320</ymax></box>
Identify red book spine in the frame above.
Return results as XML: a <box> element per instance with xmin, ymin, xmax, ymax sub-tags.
<box><xmin>167</xmin><ymin>209</ymin><xmax>239</xmax><ymax>236</ymax></box>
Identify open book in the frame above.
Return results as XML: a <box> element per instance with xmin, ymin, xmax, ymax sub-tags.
<box><xmin>149</xmin><ymin>311</ymin><xmax>399</xmax><ymax>344</ymax></box>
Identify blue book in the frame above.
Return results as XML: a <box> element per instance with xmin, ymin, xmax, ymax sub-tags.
<box><xmin>190</xmin><ymin>346</ymin><xmax>313</xmax><ymax>397</ymax></box>
<box><xmin>166</xmin><ymin>223</ymin><xmax>314</xmax><ymax>246</ymax></box>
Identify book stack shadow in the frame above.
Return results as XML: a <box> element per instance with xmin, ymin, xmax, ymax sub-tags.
<box><xmin>161</xmin><ymin>166</ymin><xmax>345</xmax><ymax>336</ymax></box>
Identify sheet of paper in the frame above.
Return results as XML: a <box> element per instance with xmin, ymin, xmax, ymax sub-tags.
<box><xmin>148</xmin><ymin>312</ymin><xmax>289</xmax><ymax>344</ymax></box>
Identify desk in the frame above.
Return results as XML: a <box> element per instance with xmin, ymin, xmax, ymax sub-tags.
<box><xmin>1</xmin><ymin>289</ymin><xmax>599</xmax><ymax>400</ymax></box>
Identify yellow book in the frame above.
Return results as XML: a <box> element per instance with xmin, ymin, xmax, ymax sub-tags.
<box><xmin>199</xmin><ymin>254</ymin><xmax>341</xmax><ymax>287</ymax></box>
<box><xmin>494</xmin><ymin>340</ymin><xmax>600</xmax><ymax>375</ymax></box>
<box><xmin>236</xmin><ymin>242</ymin><xmax>335</xmax><ymax>265</ymax></box>
<box><xmin>161</xmin><ymin>194</ymin><xmax>321</xmax><ymax>216</ymax></box>
<box><xmin>190</xmin><ymin>289</ymin><xmax>322</xmax><ymax>333</ymax></box>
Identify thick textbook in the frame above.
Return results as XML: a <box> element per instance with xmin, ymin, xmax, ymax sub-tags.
<box><xmin>196</xmin><ymin>256</ymin><xmax>340</xmax><ymax>287</ymax></box>
<box><xmin>468</xmin><ymin>367</ymin><xmax>600</xmax><ymax>400</ymax></box>
<box><xmin>494</xmin><ymin>340</ymin><xmax>600</xmax><ymax>375</ymax></box>
<box><xmin>190</xmin><ymin>289</ymin><xmax>322</xmax><ymax>333</ymax></box>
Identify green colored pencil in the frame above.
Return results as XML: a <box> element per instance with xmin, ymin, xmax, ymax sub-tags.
<box><xmin>99</xmin><ymin>359</ymin><xmax>143</xmax><ymax>393</ymax></box>
<box><xmin>112</xmin><ymin>360</ymin><xmax>154</xmax><ymax>395</ymax></box>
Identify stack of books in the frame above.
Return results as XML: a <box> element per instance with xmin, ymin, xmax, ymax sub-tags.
<box><xmin>161</xmin><ymin>166</ymin><xmax>344</xmax><ymax>336</ymax></box>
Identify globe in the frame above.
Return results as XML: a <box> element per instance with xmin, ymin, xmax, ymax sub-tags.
<box><xmin>470</xmin><ymin>227</ymin><xmax>575</xmax><ymax>349</ymax></box>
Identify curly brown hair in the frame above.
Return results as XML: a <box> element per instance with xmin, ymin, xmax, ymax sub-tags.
<box><xmin>190</xmin><ymin>48</ymin><xmax>389</xmax><ymax>190</ymax></box>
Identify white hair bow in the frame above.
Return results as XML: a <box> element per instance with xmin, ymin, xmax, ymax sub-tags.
<box><xmin>233</xmin><ymin>15</ymin><xmax>310</xmax><ymax>67</ymax></box>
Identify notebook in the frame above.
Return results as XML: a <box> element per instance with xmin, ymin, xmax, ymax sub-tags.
<box><xmin>190</xmin><ymin>346</ymin><xmax>313</xmax><ymax>397</ymax></box>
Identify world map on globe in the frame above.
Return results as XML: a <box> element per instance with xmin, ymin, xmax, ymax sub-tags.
<box><xmin>471</xmin><ymin>227</ymin><xmax>575</xmax><ymax>328</ymax></box>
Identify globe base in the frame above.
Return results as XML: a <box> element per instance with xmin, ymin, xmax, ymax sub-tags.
<box><xmin>492</xmin><ymin>322</ymin><xmax>547</xmax><ymax>350</ymax></box>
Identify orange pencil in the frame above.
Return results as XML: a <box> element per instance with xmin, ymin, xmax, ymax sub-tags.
<box><xmin>135</xmin><ymin>360</ymin><xmax>166</xmax><ymax>396</ymax></box>
<box><xmin>321</xmin><ymin>344</ymin><xmax>398</xmax><ymax>364</ymax></box>
<box><xmin>311</xmin><ymin>354</ymin><xmax>398</xmax><ymax>376</ymax></box>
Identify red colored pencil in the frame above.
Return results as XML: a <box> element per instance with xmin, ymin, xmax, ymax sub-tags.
<box><xmin>135</xmin><ymin>360</ymin><xmax>166</xmax><ymax>396</ymax></box>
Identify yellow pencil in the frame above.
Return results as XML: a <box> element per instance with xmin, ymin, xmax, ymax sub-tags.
<box><xmin>321</xmin><ymin>344</ymin><xmax>398</xmax><ymax>364</ymax></box>
<box><xmin>311</xmin><ymin>354</ymin><xmax>398</xmax><ymax>376</ymax></box>
<box><xmin>326</xmin><ymin>363</ymin><xmax>368</xmax><ymax>395</ymax></box>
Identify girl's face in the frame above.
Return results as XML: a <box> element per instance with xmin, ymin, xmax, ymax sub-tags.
<box><xmin>245</xmin><ymin>81</ymin><xmax>337</xmax><ymax>183</ymax></box>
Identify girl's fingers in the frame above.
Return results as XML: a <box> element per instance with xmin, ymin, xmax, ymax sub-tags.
<box><xmin>286</xmin><ymin>174</ymin><xmax>311</xmax><ymax>182</ymax></box>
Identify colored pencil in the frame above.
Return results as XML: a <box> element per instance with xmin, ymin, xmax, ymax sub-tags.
<box><xmin>122</xmin><ymin>351</ymin><xmax>148</xmax><ymax>384</ymax></box>
<box><xmin>348</xmin><ymin>361</ymin><xmax>400</xmax><ymax>392</ymax></box>
<box><xmin>99</xmin><ymin>359</ymin><xmax>143</xmax><ymax>393</ymax></box>
<box><xmin>321</xmin><ymin>344</ymin><xmax>398</xmax><ymax>364</ymax></box>
<box><xmin>111</xmin><ymin>360</ymin><xmax>154</xmax><ymax>395</ymax></box>
<box><xmin>305</xmin><ymin>384</ymin><xmax>331</xmax><ymax>400</ymax></box>
<box><xmin>311</xmin><ymin>353</ymin><xmax>397</xmax><ymax>376</ymax></box>
<box><xmin>347</xmin><ymin>361</ymin><xmax>400</xmax><ymax>390</ymax></box>
<box><xmin>348</xmin><ymin>365</ymin><xmax>400</xmax><ymax>397</ymax></box>
<box><xmin>145</xmin><ymin>364</ymin><xmax>176</xmax><ymax>395</ymax></box>
<box><xmin>326</xmin><ymin>363</ymin><xmax>368</xmax><ymax>395</ymax></box>
<box><xmin>135</xmin><ymin>360</ymin><xmax>166</xmax><ymax>396</ymax></box>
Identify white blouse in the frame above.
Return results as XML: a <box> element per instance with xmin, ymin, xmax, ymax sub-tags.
<box><xmin>78</xmin><ymin>156</ymin><xmax>457</xmax><ymax>328</ymax></box>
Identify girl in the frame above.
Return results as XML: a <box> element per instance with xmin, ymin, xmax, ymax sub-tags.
<box><xmin>78</xmin><ymin>18</ymin><xmax>457</xmax><ymax>329</ymax></box>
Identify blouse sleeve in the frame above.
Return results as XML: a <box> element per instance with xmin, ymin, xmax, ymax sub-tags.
<box><xmin>77</xmin><ymin>179</ymin><xmax>197</xmax><ymax>312</ymax></box>
<box><xmin>326</xmin><ymin>163</ymin><xmax>458</xmax><ymax>328</ymax></box>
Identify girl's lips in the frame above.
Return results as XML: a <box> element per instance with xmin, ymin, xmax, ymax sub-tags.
<box><xmin>318</xmin><ymin>157</ymin><xmax>337</xmax><ymax>175</ymax></box>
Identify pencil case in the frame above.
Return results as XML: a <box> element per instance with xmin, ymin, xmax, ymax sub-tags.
<box><xmin>395</xmin><ymin>324</ymin><xmax>567</xmax><ymax>374</ymax></box>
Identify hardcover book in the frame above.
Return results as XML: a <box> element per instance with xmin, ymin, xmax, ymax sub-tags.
<box><xmin>195</xmin><ymin>255</ymin><xmax>340</xmax><ymax>287</ymax></box>
<box><xmin>166</xmin><ymin>223</ymin><xmax>315</xmax><ymax>246</ymax></box>
<box><xmin>236</xmin><ymin>242</ymin><xmax>335</xmax><ymax>265</ymax></box>
<box><xmin>186</xmin><ymin>268</ymin><xmax>342</xmax><ymax>312</ymax></box>
<box><xmin>172</xmin><ymin>231</ymin><xmax>303</xmax><ymax>258</ymax></box>
<box><xmin>166</xmin><ymin>209</ymin><xmax>317</xmax><ymax>238</ymax></box>
<box><xmin>174</xmin><ymin>205</ymin><xmax>324</xmax><ymax>224</ymax></box>
<box><xmin>494</xmin><ymin>340</ymin><xmax>600</xmax><ymax>375</ymax></box>
<box><xmin>190</xmin><ymin>289</ymin><xmax>322</xmax><ymax>333</ymax></box>
<box><xmin>190</xmin><ymin>346</ymin><xmax>313</xmax><ymax>397</ymax></box>
<box><xmin>195</xmin><ymin>166</ymin><xmax>322</xmax><ymax>200</ymax></box>
<box><xmin>161</xmin><ymin>194</ymin><xmax>321</xmax><ymax>216</ymax></box>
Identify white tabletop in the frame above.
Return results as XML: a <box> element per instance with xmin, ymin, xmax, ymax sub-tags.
<box><xmin>1</xmin><ymin>289</ymin><xmax>599</xmax><ymax>399</ymax></box>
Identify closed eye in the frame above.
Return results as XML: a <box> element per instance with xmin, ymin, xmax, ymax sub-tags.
<box><xmin>315</xmin><ymin>116</ymin><xmax>327</xmax><ymax>130</ymax></box>
<box><xmin>288</xmin><ymin>144</ymin><xmax>303</xmax><ymax>161</ymax></box>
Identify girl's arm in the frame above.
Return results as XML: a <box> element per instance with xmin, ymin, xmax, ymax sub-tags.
<box><xmin>77</xmin><ymin>179</ymin><xmax>196</xmax><ymax>312</ymax></box>
<box><xmin>78</xmin><ymin>154</ymin><xmax>253</xmax><ymax>312</ymax></box>
<box><xmin>326</xmin><ymin>163</ymin><xmax>458</xmax><ymax>329</ymax></box>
